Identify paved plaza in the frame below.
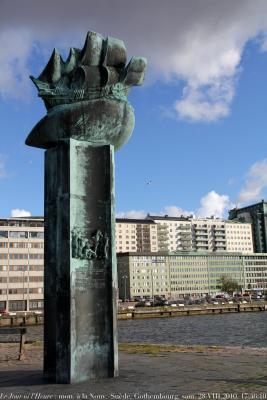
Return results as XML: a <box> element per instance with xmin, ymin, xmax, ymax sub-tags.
<box><xmin>0</xmin><ymin>343</ymin><xmax>266</xmax><ymax>399</ymax></box>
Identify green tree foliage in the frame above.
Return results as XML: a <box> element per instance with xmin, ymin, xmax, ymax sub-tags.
<box><xmin>217</xmin><ymin>275</ymin><xmax>240</xmax><ymax>295</ymax></box>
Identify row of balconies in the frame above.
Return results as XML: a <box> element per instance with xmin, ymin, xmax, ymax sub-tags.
<box><xmin>177</xmin><ymin>233</ymin><xmax>226</xmax><ymax>238</ymax></box>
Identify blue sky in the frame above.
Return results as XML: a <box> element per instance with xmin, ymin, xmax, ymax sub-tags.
<box><xmin>1</xmin><ymin>1</ymin><xmax>267</xmax><ymax>219</ymax></box>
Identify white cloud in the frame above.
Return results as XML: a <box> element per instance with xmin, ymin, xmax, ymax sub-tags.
<box><xmin>117</xmin><ymin>206</ymin><xmax>193</xmax><ymax>219</ymax></box>
<box><xmin>0</xmin><ymin>154</ymin><xmax>7</xmax><ymax>178</ymax></box>
<box><xmin>116</xmin><ymin>210</ymin><xmax>147</xmax><ymax>219</ymax></box>
<box><xmin>238</xmin><ymin>158</ymin><xmax>267</xmax><ymax>203</ymax></box>
<box><xmin>0</xmin><ymin>30</ymin><xmax>33</xmax><ymax>99</ymax></box>
<box><xmin>117</xmin><ymin>190</ymin><xmax>232</xmax><ymax>220</ymax></box>
<box><xmin>175</xmin><ymin>77</ymin><xmax>236</xmax><ymax>122</ymax></box>
<box><xmin>11</xmin><ymin>209</ymin><xmax>32</xmax><ymax>217</ymax></box>
<box><xmin>197</xmin><ymin>191</ymin><xmax>233</xmax><ymax>218</ymax></box>
<box><xmin>1</xmin><ymin>1</ymin><xmax>267</xmax><ymax>121</ymax></box>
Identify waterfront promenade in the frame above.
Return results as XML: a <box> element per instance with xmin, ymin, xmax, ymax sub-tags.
<box><xmin>1</xmin><ymin>302</ymin><xmax>267</xmax><ymax>327</ymax></box>
<box><xmin>0</xmin><ymin>342</ymin><xmax>267</xmax><ymax>398</ymax></box>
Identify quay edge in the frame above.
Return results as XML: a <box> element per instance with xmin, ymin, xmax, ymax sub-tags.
<box><xmin>0</xmin><ymin>303</ymin><xmax>267</xmax><ymax>326</ymax></box>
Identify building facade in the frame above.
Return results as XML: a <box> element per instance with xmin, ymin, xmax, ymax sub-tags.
<box><xmin>0</xmin><ymin>215</ymin><xmax>258</xmax><ymax>310</ymax></box>
<box><xmin>146</xmin><ymin>215</ymin><xmax>253</xmax><ymax>254</ymax></box>
<box><xmin>0</xmin><ymin>217</ymin><xmax>44</xmax><ymax>312</ymax></box>
<box><xmin>116</xmin><ymin>218</ymin><xmax>158</xmax><ymax>253</ymax></box>
<box><xmin>229</xmin><ymin>200</ymin><xmax>267</xmax><ymax>253</ymax></box>
<box><xmin>117</xmin><ymin>252</ymin><xmax>267</xmax><ymax>300</ymax></box>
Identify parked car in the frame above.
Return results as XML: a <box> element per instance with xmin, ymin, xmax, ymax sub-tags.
<box><xmin>210</xmin><ymin>299</ymin><xmax>219</xmax><ymax>304</ymax></box>
<box><xmin>162</xmin><ymin>300</ymin><xmax>169</xmax><ymax>306</ymax></box>
<box><xmin>251</xmin><ymin>296</ymin><xmax>261</xmax><ymax>301</ymax></box>
<box><xmin>194</xmin><ymin>298</ymin><xmax>207</xmax><ymax>304</ymax></box>
<box><xmin>151</xmin><ymin>300</ymin><xmax>168</xmax><ymax>307</ymax></box>
<box><xmin>135</xmin><ymin>301</ymin><xmax>146</xmax><ymax>308</ymax></box>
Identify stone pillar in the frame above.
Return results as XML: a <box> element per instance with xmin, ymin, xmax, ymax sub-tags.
<box><xmin>44</xmin><ymin>139</ymin><xmax>118</xmax><ymax>383</ymax></box>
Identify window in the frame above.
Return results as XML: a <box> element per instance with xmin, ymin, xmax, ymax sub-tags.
<box><xmin>9</xmin><ymin>231</ymin><xmax>28</xmax><ymax>238</ymax></box>
<box><xmin>9</xmin><ymin>277</ymin><xmax>28</xmax><ymax>283</ymax></box>
<box><xmin>29</xmin><ymin>276</ymin><xmax>44</xmax><ymax>282</ymax></box>
<box><xmin>9</xmin><ymin>254</ymin><xmax>28</xmax><ymax>260</ymax></box>
<box><xmin>29</xmin><ymin>288</ymin><xmax>43</xmax><ymax>294</ymax></box>
<box><xmin>9</xmin><ymin>300</ymin><xmax>27</xmax><ymax>311</ymax></box>
<box><xmin>8</xmin><ymin>289</ymin><xmax>27</xmax><ymax>295</ymax></box>
<box><xmin>29</xmin><ymin>232</ymin><xmax>44</xmax><ymax>239</ymax></box>
<box><xmin>29</xmin><ymin>265</ymin><xmax>43</xmax><ymax>271</ymax></box>
<box><xmin>29</xmin><ymin>300</ymin><xmax>43</xmax><ymax>310</ymax></box>
<box><xmin>9</xmin><ymin>265</ymin><xmax>28</xmax><ymax>271</ymax></box>
<box><xmin>9</xmin><ymin>242</ymin><xmax>28</xmax><ymax>248</ymax></box>
<box><xmin>29</xmin><ymin>254</ymin><xmax>43</xmax><ymax>260</ymax></box>
<box><xmin>29</xmin><ymin>242</ymin><xmax>44</xmax><ymax>249</ymax></box>
<box><xmin>0</xmin><ymin>231</ymin><xmax>8</xmax><ymax>238</ymax></box>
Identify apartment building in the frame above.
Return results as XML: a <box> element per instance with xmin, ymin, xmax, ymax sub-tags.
<box><xmin>0</xmin><ymin>217</ymin><xmax>44</xmax><ymax>312</ymax></box>
<box><xmin>229</xmin><ymin>200</ymin><xmax>267</xmax><ymax>253</ymax></box>
<box><xmin>146</xmin><ymin>215</ymin><xmax>253</xmax><ymax>253</ymax></box>
<box><xmin>116</xmin><ymin>218</ymin><xmax>158</xmax><ymax>253</ymax></box>
<box><xmin>117</xmin><ymin>252</ymin><xmax>267</xmax><ymax>300</ymax></box>
<box><xmin>0</xmin><ymin>214</ymin><xmax>256</xmax><ymax>310</ymax></box>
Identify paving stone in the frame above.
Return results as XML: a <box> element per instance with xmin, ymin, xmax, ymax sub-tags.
<box><xmin>0</xmin><ymin>344</ymin><xmax>266</xmax><ymax>399</ymax></box>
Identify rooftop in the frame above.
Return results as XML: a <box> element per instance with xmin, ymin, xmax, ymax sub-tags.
<box><xmin>229</xmin><ymin>200</ymin><xmax>267</xmax><ymax>212</ymax></box>
<box><xmin>117</xmin><ymin>251</ymin><xmax>267</xmax><ymax>257</ymax></box>
<box><xmin>116</xmin><ymin>218</ymin><xmax>156</xmax><ymax>224</ymax></box>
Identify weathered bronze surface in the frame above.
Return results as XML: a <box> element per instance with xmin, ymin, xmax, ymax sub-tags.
<box><xmin>26</xmin><ymin>31</ymin><xmax>146</xmax><ymax>384</ymax></box>
<box><xmin>26</xmin><ymin>31</ymin><xmax>146</xmax><ymax>150</ymax></box>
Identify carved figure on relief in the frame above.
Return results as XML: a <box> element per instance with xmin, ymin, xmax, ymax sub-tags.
<box><xmin>72</xmin><ymin>228</ymin><xmax>109</xmax><ymax>260</ymax></box>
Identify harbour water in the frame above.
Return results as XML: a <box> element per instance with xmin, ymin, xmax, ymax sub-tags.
<box><xmin>118</xmin><ymin>312</ymin><xmax>267</xmax><ymax>347</ymax></box>
<box><xmin>4</xmin><ymin>312</ymin><xmax>266</xmax><ymax>347</ymax></box>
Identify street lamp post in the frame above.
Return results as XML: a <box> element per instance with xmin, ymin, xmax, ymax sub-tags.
<box><xmin>150</xmin><ymin>269</ymin><xmax>154</xmax><ymax>300</ymax></box>
<box><xmin>122</xmin><ymin>275</ymin><xmax>128</xmax><ymax>302</ymax></box>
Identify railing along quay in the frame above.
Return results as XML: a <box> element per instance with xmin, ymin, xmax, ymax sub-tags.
<box><xmin>0</xmin><ymin>313</ymin><xmax>44</xmax><ymax>327</ymax></box>
<box><xmin>0</xmin><ymin>303</ymin><xmax>266</xmax><ymax>326</ymax></box>
<box><xmin>118</xmin><ymin>302</ymin><xmax>267</xmax><ymax>320</ymax></box>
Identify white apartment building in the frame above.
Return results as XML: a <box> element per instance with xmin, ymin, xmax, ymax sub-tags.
<box><xmin>115</xmin><ymin>219</ymin><xmax>158</xmax><ymax>253</ymax></box>
<box><xmin>0</xmin><ymin>217</ymin><xmax>44</xmax><ymax>312</ymax></box>
<box><xmin>146</xmin><ymin>215</ymin><xmax>253</xmax><ymax>254</ymax></box>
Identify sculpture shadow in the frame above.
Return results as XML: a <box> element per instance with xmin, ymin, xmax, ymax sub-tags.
<box><xmin>0</xmin><ymin>369</ymin><xmax>46</xmax><ymax>387</ymax></box>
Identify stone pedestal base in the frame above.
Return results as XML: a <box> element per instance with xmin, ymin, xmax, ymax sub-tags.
<box><xmin>43</xmin><ymin>139</ymin><xmax>118</xmax><ymax>383</ymax></box>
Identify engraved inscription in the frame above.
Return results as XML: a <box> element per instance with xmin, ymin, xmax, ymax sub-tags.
<box><xmin>75</xmin><ymin>265</ymin><xmax>106</xmax><ymax>291</ymax></box>
<box><xmin>72</xmin><ymin>228</ymin><xmax>109</xmax><ymax>260</ymax></box>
